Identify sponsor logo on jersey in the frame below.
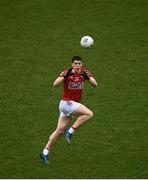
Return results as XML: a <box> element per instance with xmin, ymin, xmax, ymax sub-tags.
<box><xmin>68</xmin><ymin>82</ymin><xmax>83</xmax><ymax>89</ymax></box>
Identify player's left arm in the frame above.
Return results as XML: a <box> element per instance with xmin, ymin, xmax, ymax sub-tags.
<box><xmin>88</xmin><ymin>76</ymin><xmax>98</xmax><ymax>87</ymax></box>
<box><xmin>83</xmin><ymin>69</ymin><xmax>98</xmax><ymax>87</ymax></box>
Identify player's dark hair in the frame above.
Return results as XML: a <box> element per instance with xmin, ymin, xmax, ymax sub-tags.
<box><xmin>72</xmin><ymin>56</ymin><xmax>82</xmax><ymax>62</ymax></box>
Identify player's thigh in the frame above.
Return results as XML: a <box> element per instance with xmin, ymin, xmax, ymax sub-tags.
<box><xmin>56</xmin><ymin>115</ymin><xmax>71</xmax><ymax>130</ymax></box>
<box><xmin>72</xmin><ymin>104</ymin><xmax>93</xmax><ymax>117</ymax></box>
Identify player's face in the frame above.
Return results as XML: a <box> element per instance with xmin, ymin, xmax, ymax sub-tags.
<box><xmin>72</xmin><ymin>60</ymin><xmax>82</xmax><ymax>72</ymax></box>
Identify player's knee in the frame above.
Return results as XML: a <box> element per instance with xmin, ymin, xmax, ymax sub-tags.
<box><xmin>87</xmin><ymin>110</ymin><xmax>93</xmax><ymax>119</ymax></box>
<box><xmin>56</xmin><ymin>128</ymin><xmax>65</xmax><ymax>135</ymax></box>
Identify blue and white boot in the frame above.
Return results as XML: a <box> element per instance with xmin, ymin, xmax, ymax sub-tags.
<box><xmin>40</xmin><ymin>153</ymin><xmax>50</xmax><ymax>164</ymax></box>
<box><xmin>65</xmin><ymin>129</ymin><xmax>72</xmax><ymax>145</ymax></box>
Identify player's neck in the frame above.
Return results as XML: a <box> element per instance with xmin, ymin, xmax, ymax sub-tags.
<box><xmin>73</xmin><ymin>68</ymin><xmax>81</xmax><ymax>74</ymax></box>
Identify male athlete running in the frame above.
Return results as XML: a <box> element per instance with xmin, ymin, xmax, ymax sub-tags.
<box><xmin>40</xmin><ymin>56</ymin><xmax>97</xmax><ymax>164</ymax></box>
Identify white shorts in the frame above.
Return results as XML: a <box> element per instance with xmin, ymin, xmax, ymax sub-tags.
<box><xmin>59</xmin><ymin>100</ymin><xmax>81</xmax><ymax>117</ymax></box>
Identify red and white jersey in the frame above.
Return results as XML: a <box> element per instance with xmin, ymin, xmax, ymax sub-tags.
<box><xmin>59</xmin><ymin>68</ymin><xmax>93</xmax><ymax>102</ymax></box>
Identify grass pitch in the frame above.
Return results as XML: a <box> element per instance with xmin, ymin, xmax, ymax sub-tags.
<box><xmin>0</xmin><ymin>0</ymin><xmax>148</xmax><ymax>178</ymax></box>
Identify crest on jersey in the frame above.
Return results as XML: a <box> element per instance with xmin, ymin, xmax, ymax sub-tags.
<box><xmin>74</xmin><ymin>77</ymin><xmax>80</xmax><ymax>81</ymax></box>
<box><xmin>68</xmin><ymin>76</ymin><xmax>74</xmax><ymax>80</ymax></box>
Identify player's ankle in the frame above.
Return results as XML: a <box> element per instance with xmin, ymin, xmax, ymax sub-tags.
<box><xmin>68</xmin><ymin>126</ymin><xmax>77</xmax><ymax>134</ymax></box>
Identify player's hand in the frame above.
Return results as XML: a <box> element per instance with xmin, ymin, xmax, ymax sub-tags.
<box><xmin>82</xmin><ymin>70</ymin><xmax>90</xmax><ymax>80</ymax></box>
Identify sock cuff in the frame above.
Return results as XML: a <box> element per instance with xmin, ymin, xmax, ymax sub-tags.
<box><xmin>45</xmin><ymin>147</ymin><xmax>50</xmax><ymax>151</ymax></box>
<box><xmin>72</xmin><ymin>126</ymin><xmax>77</xmax><ymax>130</ymax></box>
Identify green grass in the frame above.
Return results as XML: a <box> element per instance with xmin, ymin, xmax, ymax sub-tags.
<box><xmin>0</xmin><ymin>0</ymin><xmax>148</xmax><ymax>178</ymax></box>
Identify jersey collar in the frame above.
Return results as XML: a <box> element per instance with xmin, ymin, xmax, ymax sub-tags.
<box><xmin>72</xmin><ymin>68</ymin><xmax>83</xmax><ymax>74</ymax></box>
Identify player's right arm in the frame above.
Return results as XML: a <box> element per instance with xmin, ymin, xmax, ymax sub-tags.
<box><xmin>53</xmin><ymin>76</ymin><xmax>64</xmax><ymax>88</ymax></box>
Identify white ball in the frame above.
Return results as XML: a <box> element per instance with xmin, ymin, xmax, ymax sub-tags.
<box><xmin>80</xmin><ymin>36</ymin><xmax>94</xmax><ymax>48</ymax></box>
